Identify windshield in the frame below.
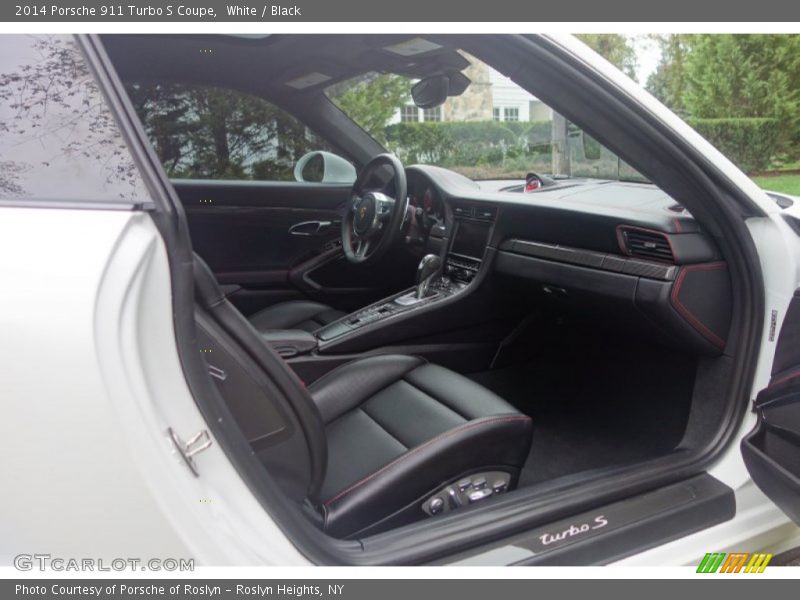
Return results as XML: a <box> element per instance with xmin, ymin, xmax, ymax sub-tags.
<box><xmin>326</xmin><ymin>52</ymin><xmax>647</xmax><ymax>183</ymax></box>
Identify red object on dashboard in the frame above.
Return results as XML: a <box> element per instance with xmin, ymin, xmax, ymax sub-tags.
<box><xmin>524</xmin><ymin>175</ymin><xmax>542</xmax><ymax>192</ymax></box>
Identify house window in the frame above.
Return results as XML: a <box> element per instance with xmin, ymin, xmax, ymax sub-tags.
<box><xmin>493</xmin><ymin>106</ymin><xmax>520</xmax><ymax>122</ymax></box>
<box><xmin>400</xmin><ymin>105</ymin><xmax>419</xmax><ymax>122</ymax></box>
<box><xmin>422</xmin><ymin>107</ymin><xmax>442</xmax><ymax>122</ymax></box>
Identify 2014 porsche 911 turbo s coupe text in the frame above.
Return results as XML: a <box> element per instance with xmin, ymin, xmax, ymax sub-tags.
<box><xmin>2</xmin><ymin>33</ymin><xmax>800</xmax><ymax>566</ymax></box>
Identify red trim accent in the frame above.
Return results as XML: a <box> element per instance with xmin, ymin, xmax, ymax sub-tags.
<box><xmin>524</xmin><ymin>179</ymin><xmax>542</xmax><ymax>193</ymax></box>
<box><xmin>768</xmin><ymin>370</ymin><xmax>800</xmax><ymax>389</ymax></box>
<box><xmin>670</xmin><ymin>262</ymin><xmax>728</xmax><ymax>349</ymax></box>
<box><xmin>323</xmin><ymin>415</ymin><xmax>532</xmax><ymax>507</ymax></box>
<box><xmin>615</xmin><ymin>224</ymin><xmax>677</xmax><ymax>263</ymax></box>
<box><xmin>673</xmin><ymin>218</ymin><xmax>684</xmax><ymax>233</ymax></box>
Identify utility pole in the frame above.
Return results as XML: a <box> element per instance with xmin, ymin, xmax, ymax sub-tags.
<box><xmin>551</xmin><ymin>113</ymin><xmax>570</xmax><ymax>177</ymax></box>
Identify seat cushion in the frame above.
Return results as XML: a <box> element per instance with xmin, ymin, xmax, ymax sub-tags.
<box><xmin>248</xmin><ymin>300</ymin><xmax>346</xmax><ymax>333</ymax></box>
<box><xmin>309</xmin><ymin>354</ymin><xmax>533</xmax><ymax>538</ymax></box>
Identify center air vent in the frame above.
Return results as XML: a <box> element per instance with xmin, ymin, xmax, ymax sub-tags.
<box><xmin>618</xmin><ymin>227</ymin><xmax>674</xmax><ymax>263</ymax></box>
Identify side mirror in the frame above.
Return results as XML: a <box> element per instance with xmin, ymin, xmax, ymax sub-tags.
<box><xmin>411</xmin><ymin>71</ymin><xmax>471</xmax><ymax>109</ymax></box>
<box><xmin>294</xmin><ymin>151</ymin><xmax>357</xmax><ymax>184</ymax></box>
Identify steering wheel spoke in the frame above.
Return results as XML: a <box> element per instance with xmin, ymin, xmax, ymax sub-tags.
<box><xmin>354</xmin><ymin>238</ymin><xmax>370</xmax><ymax>259</ymax></box>
<box><xmin>376</xmin><ymin>195</ymin><xmax>395</xmax><ymax>221</ymax></box>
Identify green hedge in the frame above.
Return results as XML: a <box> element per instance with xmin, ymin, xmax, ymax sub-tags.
<box><xmin>688</xmin><ymin>118</ymin><xmax>781</xmax><ymax>173</ymax></box>
<box><xmin>384</xmin><ymin>118</ymin><xmax>782</xmax><ymax>177</ymax></box>
<box><xmin>384</xmin><ymin>120</ymin><xmax>553</xmax><ymax>175</ymax></box>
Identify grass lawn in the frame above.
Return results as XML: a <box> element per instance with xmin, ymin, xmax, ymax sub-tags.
<box><xmin>752</xmin><ymin>173</ymin><xmax>800</xmax><ymax>196</ymax></box>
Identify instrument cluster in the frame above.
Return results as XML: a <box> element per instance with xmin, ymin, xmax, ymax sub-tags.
<box><xmin>407</xmin><ymin>173</ymin><xmax>445</xmax><ymax>231</ymax></box>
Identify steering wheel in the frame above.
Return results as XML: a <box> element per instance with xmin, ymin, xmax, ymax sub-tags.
<box><xmin>342</xmin><ymin>153</ymin><xmax>408</xmax><ymax>265</ymax></box>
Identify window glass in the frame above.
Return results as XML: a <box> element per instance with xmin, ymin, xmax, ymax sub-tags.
<box><xmin>326</xmin><ymin>52</ymin><xmax>646</xmax><ymax>183</ymax></box>
<box><xmin>125</xmin><ymin>82</ymin><xmax>335</xmax><ymax>182</ymax></box>
<box><xmin>423</xmin><ymin>107</ymin><xmax>442</xmax><ymax>122</ymax></box>
<box><xmin>400</xmin><ymin>105</ymin><xmax>419</xmax><ymax>123</ymax></box>
<box><xmin>0</xmin><ymin>35</ymin><xmax>146</xmax><ymax>203</ymax></box>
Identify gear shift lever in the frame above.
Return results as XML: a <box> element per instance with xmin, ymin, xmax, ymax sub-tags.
<box><xmin>415</xmin><ymin>254</ymin><xmax>442</xmax><ymax>300</ymax></box>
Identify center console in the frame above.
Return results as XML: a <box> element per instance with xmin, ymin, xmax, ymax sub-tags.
<box><xmin>444</xmin><ymin>215</ymin><xmax>493</xmax><ymax>284</ymax></box>
<box><xmin>316</xmin><ymin>277</ymin><xmax>468</xmax><ymax>341</ymax></box>
<box><xmin>316</xmin><ymin>200</ymin><xmax>497</xmax><ymax>346</ymax></box>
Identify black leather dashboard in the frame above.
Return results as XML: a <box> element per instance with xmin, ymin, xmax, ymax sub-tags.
<box><xmin>407</xmin><ymin>165</ymin><xmax>732</xmax><ymax>356</ymax></box>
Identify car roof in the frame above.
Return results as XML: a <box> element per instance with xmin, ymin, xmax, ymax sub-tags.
<box><xmin>103</xmin><ymin>34</ymin><xmax>470</xmax><ymax>101</ymax></box>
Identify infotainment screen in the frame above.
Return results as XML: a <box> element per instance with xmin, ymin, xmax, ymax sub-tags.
<box><xmin>451</xmin><ymin>220</ymin><xmax>491</xmax><ymax>259</ymax></box>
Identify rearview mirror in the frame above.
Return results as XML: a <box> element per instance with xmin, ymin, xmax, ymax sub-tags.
<box><xmin>411</xmin><ymin>71</ymin><xmax>471</xmax><ymax>109</ymax></box>
<box><xmin>411</xmin><ymin>75</ymin><xmax>449</xmax><ymax>109</ymax></box>
<box><xmin>294</xmin><ymin>151</ymin><xmax>357</xmax><ymax>184</ymax></box>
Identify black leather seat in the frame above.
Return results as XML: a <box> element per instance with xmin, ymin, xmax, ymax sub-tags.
<box><xmin>248</xmin><ymin>300</ymin><xmax>346</xmax><ymax>333</ymax></box>
<box><xmin>309</xmin><ymin>354</ymin><xmax>533</xmax><ymax>537</ymax></box>
<box><xmin>192</xmin><ymin>255</ymin><xmax>533</xmax><ymax>538</ymax></box>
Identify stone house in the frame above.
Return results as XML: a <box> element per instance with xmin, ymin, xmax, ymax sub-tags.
<box><xmin>393</xmin><ymin>54</ymin><xmax>553</xmax><ymax>124</ymax></box>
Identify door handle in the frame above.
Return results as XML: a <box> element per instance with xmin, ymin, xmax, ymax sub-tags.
<box><xmin>288</xmin><ymin>220</ymin><xmax>332</xmax><ymax>236</ymax></box>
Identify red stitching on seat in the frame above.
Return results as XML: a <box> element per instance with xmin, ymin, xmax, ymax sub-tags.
<box><xmin>768</xmin><ymin>370</ymin><xmax>800</xmax><ymax>389</ymax></box>
<box><xmin>323</xmin><ymin>415</ymin><xmax>532</xmax><ymax>507</ymax></box>
<box><xmin>669</xmin><ymin>261</ymin><xmax>728</xmax><ymax>349</ymax></box>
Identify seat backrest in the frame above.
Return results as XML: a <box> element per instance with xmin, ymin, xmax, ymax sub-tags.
<box><xmin>192</xmin><ymin>254</ymin><xmax>327</xmax><ymax>502</ymax></box>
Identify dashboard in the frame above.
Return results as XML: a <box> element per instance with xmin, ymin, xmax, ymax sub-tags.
<box><xmin>402</xmin><ymin>163</ymin><xmax>720</xmax><ymax>261</ymax></box>
<box><xmin>399</xmin><ymin>164</ymin><xmax>731</xmax><ymax>357</ymax></box>
<box><xmin>315</xmin><ymin>163</ymin><xmax>732</xmax><ymax>357</ymax></box>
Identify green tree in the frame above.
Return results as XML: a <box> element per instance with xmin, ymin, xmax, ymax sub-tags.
<box><xmin>576</xmin><ymin>34</ymin><xmax>638</xmax><ymax>80</ymax></box>
<box><xmin>683</xmin><ymin>35</ymin><xmax>800</xmax><ymax>123</ymax></box>
<box><xmin>126</xmin><ymin>82</ymin><xmax>325</xmax><ymax>180</ymax></box>
<box><xmin>328</xmin><ymin>73</ymin><xmax>411</xmax><ymax>144</ymax></box>
<box><xmin>646</xmin><ymin>34</ymin><xmax>694</xmax><ymax>115</ymax></box>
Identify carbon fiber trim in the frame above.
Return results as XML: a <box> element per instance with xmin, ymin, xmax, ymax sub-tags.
<box><xmin>503</xmin><ymin>239</ymin><xmax>678</xmax><ymax>281</ymax></box>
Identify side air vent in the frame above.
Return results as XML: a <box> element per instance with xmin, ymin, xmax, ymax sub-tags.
<box><xmin>619</xmin><ymin>227</ymin><xmax>674</xmax><ymax>263</ymax></box>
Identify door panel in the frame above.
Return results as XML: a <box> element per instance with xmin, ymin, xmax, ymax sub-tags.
<box><xmin>186</xmin><ymin>205</ymin><xmax>339</xmax><ymax>274</ymax></box>
<box><xmin>173</xmin><ymin>179</ymin><xmax>405</xmax><ymax>316</ymax></box>
<box><xmin>742</xmin><ymin>289</ymin><xmax>800</xmax><ymax>524</ymax></box>
<box><xmin>176</xmin><ymin>179</ymin><xmax>348</xmax><ymax>273</ymax></box>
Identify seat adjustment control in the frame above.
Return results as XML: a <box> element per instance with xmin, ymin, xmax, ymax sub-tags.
<box><xmin>492</xmin><ymin>479</ymin><xmax>508</xmax><ymax>493</ymax></box>
<box><xmin>422</xmin><ymin>471</ymin><xmax>511</xmax><ymax>516</ymax></box>
<box><xmin>468</xmin><ymin>488</ymin><xmax>493</xmax><ymax>503</ymax></box>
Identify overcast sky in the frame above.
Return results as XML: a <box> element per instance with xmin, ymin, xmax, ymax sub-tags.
<box><xmin>631</xmin><ymin>35</ymin><xmax>662</xmax><ymax>85</ymax></box>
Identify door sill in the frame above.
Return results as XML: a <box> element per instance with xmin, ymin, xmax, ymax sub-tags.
<box><xmin>438</xmin><ymin>474</ymin><xmax>734</xmax><ymax>565</ymax></box>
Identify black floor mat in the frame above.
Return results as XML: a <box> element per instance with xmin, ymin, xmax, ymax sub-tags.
<box><xmin>468</xmin><ymin>328</ymin><xmax>696</xmax><ymax>486</ymax></box>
